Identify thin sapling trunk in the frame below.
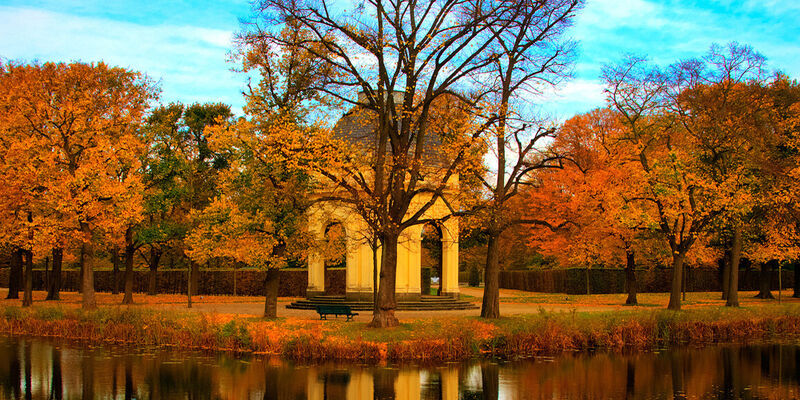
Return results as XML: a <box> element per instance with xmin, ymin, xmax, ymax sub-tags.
<box><xmin>625</xmin><ymin>250</ymin><xmax>638</xmax><ymax>305</ymax></box>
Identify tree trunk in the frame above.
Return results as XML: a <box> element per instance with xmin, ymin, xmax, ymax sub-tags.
<box><xmin>369</xmin><ymin>233</ymin><xmax>400</xmax><ymax>328</ymax></box>
<box><xmin>6</xmin><ymin>248</ymin><xmax>22</xmax><ymax>299</ymax></box>
<box><xmin>755</xmin><ymin>260</ymin><xmax>776</xmax><ymax>299</ymax></box>
<box><xmin>625</xmin><ymin>250</ymin><xmax>637</xmax><ymax>305</ymax></box>
<box><xmin>481</xmin><ymin>233</ymin><xmax>501</xmax><ymax>318</ymax></box>
<box><xmin>122</xmin><ymin>229</ymin><xmax>135</xmax><ymax>305</ymax></box>
<box><xmin>667</xmin><ymin>251</ymin><xmax>686</xmax><ymax>310</ymax></box>
<box><xmin>778</xmin><ymin>263</ymin><xmax>782</xmax><ymax>303</ymax></box>
<box><xmin>22</xmin><ymin>249</ymin><xmax>33</xmax><ymax>307</ymax></box>
<box><xmin>793</xmin><ymin>262</ymin><xmax>800</xmax><ymax>298</ymax></box>
<box><xmin>585</xmin><ymin>266</ymin><xmax>591</xmax><ymax>295</ymax></box>
<box><xmin>372</xmin><ymin>240</ymin><xmax>379</xmax><ymax>311</ymax></box>
<box><xmin>682</xmin><ymin>263</ymin><xmax>687</xmax><ymax>301</ymax></box>
<box><xmin>46</xmin><ymin>248</ymin><xmax>63</xmax><ymax>300</ymax></box>
<box><xmin>726</xmin><ymin>226</ymin><xmax>742</xmax><ymax>307</ymax></box>
<box><xmin>111</xmin><ymin>247</ymin><xmax>120</xmax><ymax>295</ymax></box>
<box><xmin>44</xmin><ymin>256</ymin><xmax>49</xmax><ymax>297</ymax></box>
<box><xmin>263</xmin><ymin>268</ymin><xmax>279</xmax><ymax>318</ymax></box>
<box><xmin>187</xmin><ymin>261</ymin><xmax>197</xmax><ymax>308</ymax></box>
<box><xmin>80</xmin><ymin>222</ymin><xmax>97</xmax><ymax>310</ymax></box>
<box><xmin>148</xmin><ymin>247</ymin><xmax>161</xmax><ymax>296</ymax></box>
<box><xmin>721</xmin><ymin>250</ymin><xmax>731</xmax><ymax>300</ymax></box>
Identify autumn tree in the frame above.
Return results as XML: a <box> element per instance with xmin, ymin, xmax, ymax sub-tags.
<box><xmin>0</xmin><ymin>61</ymin><xmax>156</xmax><ymax>309</ymax></box>
<box><xmin>241</xmin><ymin>0</ymin><xmax>582</xmax><ymax>327</ymax></box>
<box><xmin>466</xmin><ymin>0</ymin><xmax>583</xmax><ymax>319</ymax></box>
<box><xmin>603</xmin><ymin>57</ymin><xmax>721</xmax><ymax>310</ymax></box>
<box><xmin>138</xmin><ymin>104</ymin><xmax>190</xmax><ymax>296</ymax></box>
<box><xmin>0</xmin><ymin>127</ymin><xmax>36</xmax><ymax>305</ymax></box>
<box><xmin>666</xmin><ymin>43</ymin><xmax>774</xmax><ymax>307</ymax></box>
<box><xmin>128</xmin><ymin>102</ymin><xmax>233</xmax><ymax>305</ymax></box>
<box><xmin>187</xmin><ymin>115</ymin><xmax>312</xmax><ymax>318</ymax></box>
<box><xmin>522</xmin><ymin>109</ymin><xmax>667</xmax><ymax>305</ymax></box>
<box><xmin>743</xmin><ymin>75</ymin><xmax>800</xmax><ymax>299</ymax></box>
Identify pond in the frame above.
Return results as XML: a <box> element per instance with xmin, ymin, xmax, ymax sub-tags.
<box><xmin>0</xmin><ymin>336</ymin><xmax>798</xmax><ymax>399</ymax></box>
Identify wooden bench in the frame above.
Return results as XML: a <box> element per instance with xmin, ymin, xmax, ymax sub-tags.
<box><xmin>316</xmin><ymin>305</ymin><xmax>359</xmax><ymax>321</ymax></box>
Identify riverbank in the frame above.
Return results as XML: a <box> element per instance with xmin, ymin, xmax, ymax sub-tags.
<box><xmin>2</xmin><ymin>298</ymin><xmax>800</xmax><ymax>363</ymax></box>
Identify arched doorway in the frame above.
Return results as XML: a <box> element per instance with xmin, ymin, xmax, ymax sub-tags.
<box><xmin>421</xmin><ymin>222</ymin><xmax>444</xmax><ymax>296</ymax></box>
<box><xmin>322</xmin><ymin>222</ymin><xmax>347</xmax><ymax>295</ymax></box>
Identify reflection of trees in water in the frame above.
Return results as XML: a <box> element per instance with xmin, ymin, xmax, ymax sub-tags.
<box><xmin>125</xmin><ymin>356</ymin><xmax>134</xmax><ymax>400</ymax></box>
<box><xmin>145</xmin><ymin>359</ymin><xmax>215</xmax><ymax>399</ymax></box>
<box><xmin>670</xmin><ymin>351</ymin><xmax>686</xmax><ymax>399</ymax></box>
<box><xmin>2</xmin><ymin>337</ymin><xmax>800</xmax><ymax>398</ymax></box>
<box><xmin>457</xmin><ymin>363</ymin><xmax>497</xmax><ymax>400</ymax></box>
<box><xmin>625</xmin><ymin>360</ymin><xmax>634</xmax><ymax>400</ymax></box>
<box><xmin>481</xmin><ymin>363</ymin><xmax>499</xmax><ymax>400</ymax></box>
<box><xmin>51</xmin><ymin>346</ymin><xmax>62</xmax><ymax>400</ymax></box>
<box><xmin>81</xmin><ymin>346</ymin><xmax>94</xmax><ymax>400</ymax></box>
<box><xmin>373</xmin><ymin>368</ymin><xmax>398</xmax><ymax>400</ymax></box>
<box><xmin>0</xmin><ymin>340</ymin><xmax>22</xmax><ymax>399</ymax></box>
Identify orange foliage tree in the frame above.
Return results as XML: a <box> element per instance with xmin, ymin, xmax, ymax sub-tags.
<box><xmin>186</xmin><ymin>114</ymin><xmax>314</xmax><ymax>318</ymax></box>
<box><xmin>667</xmin><ymin>43</ymin><xmax>775</xmax><ymax>307</ymax></box>
<box><xmin>0</xmin><ymin>61</ymin><xmax>156</xmax><ymax>309</ymax></box>
<box><xmin>602</xmin><ymin>56</ymin><xmax>726</xmax><ymax>310</ymax></box>
<box><xmin>520</xmin><ymin>109</ymin><xmax>667</xmax><ymax>304</ymax></box>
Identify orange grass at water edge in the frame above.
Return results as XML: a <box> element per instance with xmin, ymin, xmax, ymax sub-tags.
<box><xmin>2</xmin><ymin>304</ymin><xmax>800</xmax><ymax>363</ymax></box>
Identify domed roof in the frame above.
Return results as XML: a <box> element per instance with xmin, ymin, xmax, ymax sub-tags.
<box><xmin>331</xmin><ymin>100</ymin><xmax>450</xmax><ymax>168</ymax></box>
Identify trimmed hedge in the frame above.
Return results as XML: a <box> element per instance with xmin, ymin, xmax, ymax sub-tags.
<box><xmin>499</xmin><ymin>268</ymin><xmax>795</xmax><ymax>295</ymax></box>
<box><xmin>0</xmin><ymin>268</ymin><xmax>346</xmax><ymax>297</ymax></box>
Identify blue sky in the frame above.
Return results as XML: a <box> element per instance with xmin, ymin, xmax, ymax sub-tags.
<box><xmin>1</xmin><ymin>0</ymin><xmax>799</xmax><ymax>119</ymax></box>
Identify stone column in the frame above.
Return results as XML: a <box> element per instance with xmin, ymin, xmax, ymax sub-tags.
<box><xmin>345</xmin><ymin>223</ymin><xmax>358</xmax><ymax>298</ymax></box>
<box><xmin>395</xmin><ymin>226</ymin><xmax>422</xmax><ymax>301</ymax></box>
<box><xmin>440</xmin><ymin>218</ymin><xmax>460</xmax><ymax>298</ymax></box>
<box><xmin>306</xmin><ymin>218</ymin><xmax>325</xmax><ymax>297</ymax></box>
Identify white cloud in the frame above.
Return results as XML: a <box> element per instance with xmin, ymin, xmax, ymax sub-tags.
<box><xmin>525</xmin><ymin>79</ymin><xmax>607</xmax><ymax>121</ymax></box>
<box><xmin>0</xmin><ymin>6</ymin><xmax>245</xmax><ymax>112</ymax></box>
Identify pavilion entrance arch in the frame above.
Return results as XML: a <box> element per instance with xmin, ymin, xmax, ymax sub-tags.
<box><xmin>300</xmin><ymin>92</ymin><xmax>464</xmax><ymax>306</ymax></box>
<box><xmin>321</xmin><ymin>221</ymin><xmax>346</xmax><ymax>295</ymax></box>
<box><xmin>305</xmin><ymin>193</ymin><xmax>460</xmax><ymax>302</ymax></box>
<box><xmin>306</xmin><ymin>202</ymin><xmax>377</xmax><ymax>300</ymax></box>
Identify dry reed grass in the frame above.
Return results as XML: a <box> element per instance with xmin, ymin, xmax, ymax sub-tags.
<box><xmin>2</xmin><ymin>302</ymin><xmax>800</xmax><ymax>363</ymax></box>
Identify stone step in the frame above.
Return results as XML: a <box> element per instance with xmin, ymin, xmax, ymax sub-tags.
<box><xmin>296</xmin><ymin>302</ymin><xmax>476</xmax><ymax>309</ymax></box>
<box><xmin>287</xmin><ymin>306</ymin><xmax>479</xmax><ymax>310</ymax></box>
<box><xmin>287</xmin><ymin>296</ymin><xmax>479</xmax><ymax>311</ymax></box>
<box><xmin>302</xmin><ymin>299</ymin><xmax>469</xmax><ymax>305</ymax></box>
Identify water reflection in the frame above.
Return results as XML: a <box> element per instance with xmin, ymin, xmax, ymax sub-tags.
<box><xmin>0</xmin><ymin>336</ymin><xmax>798</xmax><ymax>399</ymax></box>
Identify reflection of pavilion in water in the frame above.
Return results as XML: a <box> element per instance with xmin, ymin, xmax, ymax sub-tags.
<box><xmin>3</xmin><ymin>336</ymin><xmax>800</xmax><ymax>399</ymax></box>
<box><xmin>306</xmin><ymin>367</ymin><xmax>464</xmax><ymax>400</ymax></box>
